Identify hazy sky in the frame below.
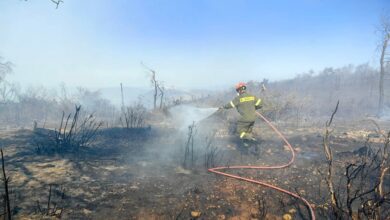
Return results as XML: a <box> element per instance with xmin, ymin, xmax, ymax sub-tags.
<box><xmin>0</xmin><ymin>0</ymin><xmax>389</xmax><ymax>89</ymax></box>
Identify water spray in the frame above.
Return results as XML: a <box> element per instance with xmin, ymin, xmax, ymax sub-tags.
<box><xmin>168</xmin><ymin>105</ymin><xmax>219</xmax><ymax>129</ymax></box>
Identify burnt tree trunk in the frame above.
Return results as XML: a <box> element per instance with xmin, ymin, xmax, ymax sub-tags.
<box><xmin>152</xmin><ymin>72</ymin><xmax>158</xmax><ymax>110</ymax></box>
<box><xmin>379</xmin><ymin>34</ymin><xmax>389</xmax><ymax>116</ymax></box>
<box><xmin>1</xmin><ymin>149</ymin><xmax>11</xmax><ymax>220</ymax></box>
<box><xmin>120</xmin><ymin>83</ymin><xmax>125</xmax><ymax>111</ymax></box>
<box><xmin>158</xmin><ymin>85</ymin><xmax>164</xmax><ymax>109</ymax></box>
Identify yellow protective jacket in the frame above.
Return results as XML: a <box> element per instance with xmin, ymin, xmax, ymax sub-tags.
<box><xmin>223</xmin><ymin>92</ymin><xmax>262</xmax><ymax>122</ymax></box>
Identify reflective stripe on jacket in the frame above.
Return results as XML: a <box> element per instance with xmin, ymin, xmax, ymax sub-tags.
<box><xmin>223</xmin><ymin>92</ymin><xmax>262</xmax><ymax>122</ymax></box>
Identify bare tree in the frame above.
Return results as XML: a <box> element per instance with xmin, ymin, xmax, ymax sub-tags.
<box><xmin>141</xmin><ymin>62</ymin><xmax>158</xmax><ymax>109</ymax></box>
<box><xmin>0</xmin><ymin>58</ymin><xmax>12</xmax><ymax>81</ymax></box>
<box><xmin>157</xmin><ymin>83</ymin><xmax>165</xmax><ymax>109</ymax></box>
<box><xmin>183</xmin><ymin>122</ymin><xmax>196</xmax><ymax>168</ymax></box>
<box><xmin>378</xmin><ymin>15</ymin><xmax>390</xmax><ymax>116</ymax></box>
<box><xmin>0</xmin><ymin>58</ymin><xmax>16</xmax><ymax>104</ymax></box>
<box><xmin>120</xmin><ymin>103</ymin><xmax>147</xmax><ymax>129</ymax></box>
<box><xmin>141</xmin><ymin>62</ymin><xmax>166</xmax><ymax>110</ymax></box>
<box><xmin>322</xmin><ymin>101</ymin><xmax>342</xmax><ymax>218</ymax></box>
<box><xmin>0</xmin><ymin>82</ymin><xmax>17</xmax><ymax>105</ymax></box>
<box><xmin>120</xmin><ymin>83</ymin><xmax>125</xmax><ymax>111</ymax></box>
<box><xmin>1</xmin><ymin>149</ymin><xmax>11</xmax><ymax>220</ymax></box>
<box><xmin>320</xmin><ymin>102</ymin><xmax>390</xmax><ymax>219</ymax></box>
<box><xmin>50</xmin><ymin>0</ymin><xmax>63</xmax><ymax>9</ymax></box>
<box><xmin>24</xmin><ymin>0</ymin><xmax>64</xmax><ymax>9</ymax></box>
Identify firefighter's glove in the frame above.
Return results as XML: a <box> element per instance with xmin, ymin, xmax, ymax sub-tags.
<box><xmin>255</xmin><ymin>105</ymin><xmax>263</xmax><ymax>110</ymax></box>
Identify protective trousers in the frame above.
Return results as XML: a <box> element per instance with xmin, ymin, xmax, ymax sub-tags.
<box><xmin>237</xmin><ymin>120</ymin><xmax>255</xmax><ymax>140</ymax></box>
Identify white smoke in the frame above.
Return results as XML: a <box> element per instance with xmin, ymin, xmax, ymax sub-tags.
<box><xmin>168</xmin><ymin>105</ymin><xmax>218</xmax><ymax>130</ymax></box>
<box><xmin>380</xmin><ymin>106</ymin><xmax>390</xmax><ymax>120</ymax></box>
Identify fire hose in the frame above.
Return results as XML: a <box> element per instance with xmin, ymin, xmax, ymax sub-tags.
<box><xmin>208</xmin><ymin>112</ymin><xmax>316</xmax><ymax>220</ymax></box>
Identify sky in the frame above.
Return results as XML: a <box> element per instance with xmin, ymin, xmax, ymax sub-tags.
<box><xmin>0</xmin><ymin>0</ymin><xmax>389</xmax><ymax>90</ymax></box>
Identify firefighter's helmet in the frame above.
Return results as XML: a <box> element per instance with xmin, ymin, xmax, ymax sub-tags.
<box><xmin>235</xmin><ymin>82</ymin><xmax>246</xmax><ymax>92</ymax></box>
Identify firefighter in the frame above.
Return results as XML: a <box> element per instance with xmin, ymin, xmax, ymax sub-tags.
<box><xmin>220</xmin><ymin>82</ymin><xmax>262</xmax><ymax>147</ymax></box>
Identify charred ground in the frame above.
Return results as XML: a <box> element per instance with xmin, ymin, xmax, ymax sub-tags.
<box><xmin>0</xmin><ymin>112</ymin><xmax>389</xmax><ymax>219</ymax></box>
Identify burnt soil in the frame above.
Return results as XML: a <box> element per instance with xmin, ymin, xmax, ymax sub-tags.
<box><xmin>0</xmin><ymin>117</ymin><xmax>389</xmax><ymax>220</ymax></box>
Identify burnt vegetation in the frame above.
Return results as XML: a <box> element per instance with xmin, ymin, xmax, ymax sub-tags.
<box><xmin>318</xmin><ymin>102</ymin><xmax>390</xmax><ymax>219</ymax></box>
<box><xmin>33</xmin><ymin>105</ymin><xmax>103</xmax><ymax>155</ymax></box>
<box><xmin>1</xmin><ymin>51</ymin><xmax>390</xmax><ymax>218</ymax></box>
<box><xmin>0</xmin><ymin>13</ymin><xmax>389</xmax><ymax>219</ymax></box>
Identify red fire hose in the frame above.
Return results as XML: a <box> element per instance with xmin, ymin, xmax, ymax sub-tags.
<box><xmin>208</xmin><ymin>112</ymin><xmax>316</xmax><ymax>220</ymax></box>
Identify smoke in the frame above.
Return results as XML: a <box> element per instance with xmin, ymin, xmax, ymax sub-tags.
<box><xmin>120</xmin><ymin>105</ymin><xmax>221</xmax><ymax>178</ymax></box>
<box><xmin>168</xmin><ymin>105</ymin><xmax>218</xmax><ymax>130</ymax></box>
<box><xmin>380</xmin><ymin>107</ymin><xmax>390</xmax><ymax>120</ymax></box>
